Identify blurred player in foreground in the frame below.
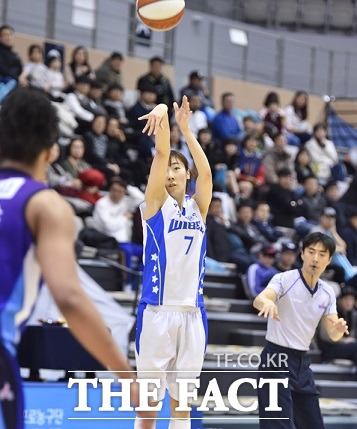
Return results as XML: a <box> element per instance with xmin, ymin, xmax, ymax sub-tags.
<box><xmin>0</xmin><ymin>87</ymin><xmax>138</xmax><ymax>429</ymax></box>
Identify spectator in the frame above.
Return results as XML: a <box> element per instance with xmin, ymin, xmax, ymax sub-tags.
<box><xmin>261</xmin><ymin>91</ymin><xmax>300</xmax><ymax>147</ymax></box>
<box><xmin>88</xmin><ymin>79</ymin><xmax>107</xmax><ymax>116</ymax></box>
<box><xmin>318</xmin><ymin>286</ymin><xmax>357</xmax><ymax>365</ymax></box>
<box><xmin>294</xmin><ymin>147</ymin><xmax>314</xmax><ymax>185</ymax></box>
<box><xmin>197</xmin><ymin>127</ymin><xmax>222</xmax><ymax>175</ymax></box>
<box><xmin>230</xmin><ymin>202</ymin><xmax>267</xmax><ymax>254</ymax></box>
<box><xmin>105</xmin><ymin>116</ymin><xmax>142</xmax><ymax>186</ymax></box>
<box><xmin>247</xmin><ymin>244</ymin><xmax>279</xmax><ymax>297</ymax></box>
<box><xmin>305</xmin><ymin>122</ymin><xmax>339</xmax><ymax>185</ymax></box>
<box><xmin>323</xmin><ymin>181</ymin><xmax>348</xmax><ymax>233</ymax></box>
<box><xmin>127</xmin><ymin>85</ymin><xmax>157</xmax><ymax>164</ymax></box>
<box><xmin>92</xmin><ymin>177</ymin><xmax>145</xmax><ymax>287</ymax></box>
<box><xmin>47</xmin><ymin>55</ymin><xmax>66</xmax><ymax>99</ymax></box>
<box><xmin>61</xmin><ymin>136</ymin><xmax>92</xmax><ymax>178</ymax></box>
<box><xmin>95</xmin><ymin>51</ymin><xmax>124</xmax><ymax>90</ymax></box>
<box><xmin>311</xmin><ymin>207</ymin><xmax>357</xmax><ymax>286</ymax></box>
<box><xmin>263</xmin><ymin>132</ymin><xmax>297</xmax><ymax>186</ymax></box>
<box><xmin>65</xmin><ymin>76</ymin><xmax>95</xmax><ymax>132</ymax></box>
<box><xmin>84</xmin><ymin>114</ymin><xmax>121</xmax><ymax>183</ymax></box>
<box><xmin>252</xmin><ymin>201</ymin><xmax>283</xmax><ymax>244</ymax></box>
<box><xmin>274</xmin><ymin>242</ymin><xmax>300</xmax><ymax>272</ymax></box>
<box><xmin>206</xmin><ymin>197</ymin><xmax>256</xmax><ymax>273</ymax></box>
<box><xmin>187</xmin><ymin>93</ymin><xmax>208</xmax><ymax>138</ymax></box>
<box><xmin>237</xmin><ymin>133</ymin><xmax>265</xmax><ymax>190</ymax></box>
<box><xmin>64</xmin><ymin>45</ymin><xmax>94</xmax><ymax>89</ymax></box>
<box><xmin>211</xmin><ymin>92</ymin><xmax>242</xmax><ymax>145</ymax></box>
<box><xmin>19</xmin><ymin>44</ymin><xmax>49</xmax><ymax>91</ymax></box>
<box><xmin>284</xmin><ymin>90</ymin><xmax>312</xmax><ymax>145</ymax></box>
<box><xmin>179</xmin><ymin>70</ymin><xmax>215</xmax><ymax>120</ymax></box>
<box><xmin>266</xmin><ymin>167</ymin><xmax>304</xmax><ymax>229</ymax></box>
<box><xmin>299</xmin><ymin>175</ymin><xmax>327</xmax><ymax>232</ymax></box>
<box><xmin>0</xmin><ymin>25</ymin><xmax>23</xmax><ymax>101</ymax></box>
<box><xmin>103</xmin><ymin>83</ymin><xmax>128</xmax><ymax>126</ymax></box>
<box><xmin>341</xmin><ymin>211</ymin><xmax>357</xmax><ymax>266</ymax></box>
<box><xmin>136</xmin><ymin>56</ymin><xmax>175</xmax><ymax>117</ymax></box>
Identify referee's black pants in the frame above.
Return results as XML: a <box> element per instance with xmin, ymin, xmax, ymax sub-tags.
<box><xmin>258</xmin><ymin>341</ymin><xmax>325</xmax><ymax>429</ymax></box>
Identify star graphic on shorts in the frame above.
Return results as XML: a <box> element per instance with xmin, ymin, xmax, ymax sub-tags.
<box><xmin>152</xmin><ymin>275</ymin><xmax>158</xmax><ymax>283</ymax></box>
<box><xmin>153</xmin><ymin>265</ymin><xmax>157</xmax><ymax>272</ymax></box>
<box><xmin>198</xmin><ymin>287</ymin><xmax>203</xmax><ymax>295</ymax></box>
<box><xmin>152</xmin><ymin>286</ymin><xmax>159</xmax><ymax>294</ymax></box>
<box><xmin>151</xmin><ymin>253</ymin><xmax>158</xmax><ymax>262</ymax></box>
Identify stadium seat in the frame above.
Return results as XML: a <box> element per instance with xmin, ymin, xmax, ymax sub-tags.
<box><xmin>275</xmin><ymin>0</ymin><xmax>300</xmax><ymax>28</ymax></box>
<box><xmin>329</xmin><ymin>0</ymin><xmax>355</xmax><ymax>31</ymax></box>
<box><xmin>242</xmin><ymin>0</ymin><xmax>272</xmax><ymax>25</ymax></box>
<box><xmin>300</xmin><ymin>0</ymin><xmax>328</xmax><ymax>29</ymax></box>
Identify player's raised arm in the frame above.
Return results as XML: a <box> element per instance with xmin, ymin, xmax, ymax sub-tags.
<box><xmin>139</xmin><ymin>103</ymin><xmax>170</xmax><ymax>219</ymax></box>
<box><xmin>174</xmin><ymin>96</ymin><xmax>212</xmax><ymax>220</ymax></box>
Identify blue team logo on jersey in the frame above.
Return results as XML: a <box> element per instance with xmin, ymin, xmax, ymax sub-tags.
<box><xmin>168</xmin><ymin>218</ymin><xmax>205</xmax><ymax>234</ymax></box>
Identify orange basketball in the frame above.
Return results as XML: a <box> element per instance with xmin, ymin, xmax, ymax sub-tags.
<box><xmin>137</xmin><ymin>0</ymin><xmax>185</xmax><ymax>32</ymax></box>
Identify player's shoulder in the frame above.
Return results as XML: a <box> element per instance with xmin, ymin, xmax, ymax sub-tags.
<box><xmin>318</xmin><ymin>278</ymin><xmax>336</xmax><ymax>298</ymax></box>
<box><xmin>27</xmin><ymin>188</ymin><xmax>73</xmax><ymax>218</ymax></box>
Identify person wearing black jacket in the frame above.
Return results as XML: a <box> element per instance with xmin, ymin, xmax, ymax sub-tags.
<box><xmin>0</xmin><ymin>25</ymin><xmax>22</xmax><ymax>82</ymax></box>
<box><xmin>266</xmin><ymin>168</ymin><xmax>304</xmax><ymax>228</ymax></box>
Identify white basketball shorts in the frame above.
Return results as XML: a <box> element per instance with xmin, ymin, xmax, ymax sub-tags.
<box><xmin>135</xmin><ymin>303</ymin><xmax>208</xmax><ymax>401</ymax></box>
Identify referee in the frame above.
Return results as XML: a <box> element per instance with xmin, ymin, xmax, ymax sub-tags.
<box><xmin>253</xmin><ymin>232</ymin><xmax>349</xmax><ymax>428</ymax></box>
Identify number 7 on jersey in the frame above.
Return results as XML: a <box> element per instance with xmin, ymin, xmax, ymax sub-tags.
<box><xmin>184</xmin><ymin>235</ymin><xmax>194</xmax><ymax>255</ymax></box>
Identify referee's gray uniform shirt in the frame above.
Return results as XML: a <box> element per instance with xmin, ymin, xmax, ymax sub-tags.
<box><xmin>266</xmin><ymin>269</ymin><xmax>337</xmax><ymax>351</ymax></box>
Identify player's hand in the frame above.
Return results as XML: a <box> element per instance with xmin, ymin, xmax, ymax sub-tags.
<box><xmin>332</xmin><ymin>318</ymin><xmax>349</xmax><ymax>335</ymax></box>
<box><xmin>258</xmin><ymin>301</ymin><xmax>280</xmax><ymax>321</ymax></box>
<box><xmin>139</xmin><ymin>104</ymin><xmax>168</xmax><ymax>136</ymax></box>
<box><xmin>173</xmin><ymin>95</ymin><xmax>192</xmax><ymax>132</ymax></box>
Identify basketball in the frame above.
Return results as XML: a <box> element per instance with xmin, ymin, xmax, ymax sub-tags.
<box><xmin>136</xmin><ymin>0</ymin><xmax>185</xmax><ymax>32</ymax></box>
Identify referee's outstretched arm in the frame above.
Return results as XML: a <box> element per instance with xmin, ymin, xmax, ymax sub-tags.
<box><xmin>253</xmin><ymin>288</ymin><xmax>281</xmax><ymax>321</ymax></box>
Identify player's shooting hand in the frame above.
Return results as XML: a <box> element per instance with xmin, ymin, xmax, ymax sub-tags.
<box><xmin>173</xmin><ymin>95</ymin><xmax>192</xmax><ymax>132</ymax></box>
<box><xmin>332</xmin><ymin>318</ymin><xmax>349</xmax><ymax>335</ymax></box>
<box><xmin>258</xmin><ymin>301</ymin><xmax>280</xmax><ymax>322</ymax></box>
<box><xmin>139</xmin><ymin>104</ymin><xmax>168</xmax><ymax>136</ymax></box>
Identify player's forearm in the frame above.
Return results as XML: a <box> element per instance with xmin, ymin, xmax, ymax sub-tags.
<box><xmin>58</xmin><ymin>291</ymin><xmax>135</xmax><ymax>379</ymax></box>
<box><xmin>182</xmin><ymin>127</ymin><xmax>211</xmax><ymax>177</ymax></box>
<box><xmin>154</xmin><ymin>106</ymin><xmax>170</xmax><ymax>156</ymax></box>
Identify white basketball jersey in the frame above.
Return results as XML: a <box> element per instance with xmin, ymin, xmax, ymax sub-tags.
<box><xmin>140</xmin><ymin>195</ymin><xmax>206</xmax><ymax>307</ymax></box>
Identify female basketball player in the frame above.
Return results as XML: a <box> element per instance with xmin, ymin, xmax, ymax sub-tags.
<box><xmin>135</xmin><ymin>96</ymin><xmax>212</xmax><ymax>429</ymax></box>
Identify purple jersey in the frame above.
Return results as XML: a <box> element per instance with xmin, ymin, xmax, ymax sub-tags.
<box><xmin>0</xmin><ymin>168</ymin><xmax>47</xmax><ymax>356</ymax></box>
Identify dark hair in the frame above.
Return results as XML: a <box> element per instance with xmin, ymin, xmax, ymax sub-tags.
<box><xmin>149</xmin><ymin>56</ymin><xmax>164</xmax><ymax>64</ymax></box>
<box><xmin>0</xmin><ymin>25</ymin><xmax>14</xmax><ymax>35</ymax></box>
<box><xmin>241</xmin><ymin>132</ymin><xmax>259</xmax><ymax>149</ymax></box>
<box><xmin>168</xmin><ymin>150</ymin><xmax>189</xmax><ymax>171</ymax></box>
<box><xmin>107</xmin><ymin>83</ymin><xmax>124</xmax><ymax>93</ymax></box>
<box><xmin>69</xmin><ymin>45</ymin><xmax>91</xmax><ymax>78</ymax></box>
<box><xmin>263</xmin><ymin>91</ymin><xmax>280</xmax><ymax>108</ymax></box>
<box><xmin>291</xmin><ymin>90</ymin><xmax>308</xmax><ymax>121</ymax></box>
<box><xmin>0</xmin><ymin>88</ymin><xmax>58</xmax><ymax>165</ymax></box>
<box><xmin>294</xmin><ymin>147</ymin><xmax>311</xmax><ymax>166</ymax></box>
<box><xmin>221</xmin><ymin>92</ymin><xmax>234</xmax><ymax>103</ymax></box>
<box><xmin>109</xmin><ymin>176</ymin><xmax>127</xmax><ymax>189</ymax></box>
<box><xmin>324</xmin><ymin>180</ymin><xmax>338</xmax><ymax>192</ymax></box>
<box><xmin>313</xmin><ymin>122</ymin><xmax>328</xmax><ymax>134</ymax></box>
<box><xmin>28</xmin><ymin>44</ymin><xmax>42</xmax><ymax>57</ymax></box>
<box><xmin>66</xmin><ymin>135</ymin><xmax>85</xmax><ymax>157</ymax></box>
<box><xmin>110</xmin><ymin>52</ymin><xmax>123</xmax><ymax>61</ymax></box>
<box><xmin>303</xmin><ymin>174</ymin><xmax>318</xmax><ymax>183</ymax></box>
<box><xmin>302</xmin><ymin>232</ymin><xmax>336</xmax><ymax>257</ymax></box>
<box><xmin>210</xmin><ymin>196</ymin><xmax>222</xmax><ymax>204</ymax></box>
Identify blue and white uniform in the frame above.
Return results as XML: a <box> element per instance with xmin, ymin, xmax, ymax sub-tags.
<box><xmin>136</xmin><ymin>195</ymin><xmax>208</xmax><ymax>401</ymax></box>
<box><xmin>0</xmin><ymin>169</ymin><xmax>47</xmax><ymax>429</ymax></box>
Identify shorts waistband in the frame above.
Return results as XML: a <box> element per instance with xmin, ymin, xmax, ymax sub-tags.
<box><xmin>146</xmin><ymin>304</ymin><xmax>199</xmax><ymax>313</ymax></box>
<box><xmin>265</xmin><ymin>340</ymin><xmax>308</xmax><ymax>357</ymax></box>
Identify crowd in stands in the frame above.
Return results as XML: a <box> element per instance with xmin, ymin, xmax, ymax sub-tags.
<box><xmin>1</xmin><ymin>25</ymin><xmax>357</xmax><ymax>302</ymax></box>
